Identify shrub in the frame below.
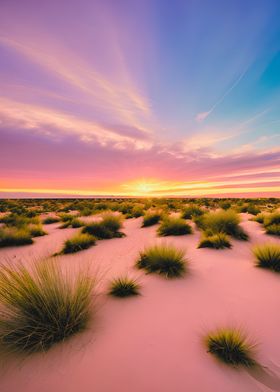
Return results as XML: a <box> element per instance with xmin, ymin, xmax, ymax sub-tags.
<box><xmin>198</xmin><ymin>232</ymin><xmax>231</xmax><ymax>249</ymax></box>
<box><xmin>62</xmin><ymin>233</ymin><xmax>96</xmax><ymax>254</ymax></box>
<box><xmin>28</xmin><ymin>224</ymin><xmax>46</xmax><ymax>237</ymax></box>
<box><xmin>157</xmin><ymin>217</ymin><xmax>192</xmax><ymax>236</ymax></box>
<box><xmin>0</xmin><ymin>260</ymin><xmax>94</xmax><ymax>354</ymax></box>
<box><xmin>59</xmin><ymin>213</ymin><xmax>74</xmax><ymax>222</ymax></box>
<box><xmin>205</xmin><ymin>328</ymin><xmax>256</xmax><ymax>367</ymax></box>
<box><xmin>253</xmin><ymin>243</ymin><xmax>280</xmax><ymax>272</ymax></box>
<box><xmin>142</xmin><ymin>211</ymin><xmax>162</xmax><ymax>227</ymax></box>
<box><xmin>60</xmin><ymin>218</ymin><xmax>84</xmax><ymax>229</ymax></box>
<box><xmin>43</xmin><ymin>216</ymin><xmax>60</xmax><ymax>224</ymax></box>
<box><xmin>197</xmin><ymin>210</ymin><xmax>248</xmax><ymax>240</ymax></box>
<box><xmin>0</xmin><ymin>227</ymin><xmax>33</xmax><ymax>247</ymax></box>
<box><xmin>136</xmin><ymin>244</ymin><xmax>187</xmax><ymax>278</ymax></box>
<box><xmin>181</xmin><ymin>205</ymin><xmax>204</xmax><ymax>219</ymax></box>
<box><xmin>108</xmin><ymin>276</ymin><xmax>140</xmax><ymax>297</ymax></box>
<box><xmin>263</xmin><ymin>212</ymin><xmax>280</xmax><ymax>227</ymax></box>
<box><xmin>83</xmin><ymin>214</ymin><xmax>124</xmax><ymax>239</ymax></box>
<box><xmin>126</xmin><ymin>205</ymin><xmax>145</xmax><ymax>219</ymax></box>
<box><xmin>265</xmin><ymin>224</ymin><xmax>280</xmax><ymax>236</ymax></box>
<box><xmin>253</xmin><ymin>213</ymin><xmax>266</xmax><ymax>224</ymax></box>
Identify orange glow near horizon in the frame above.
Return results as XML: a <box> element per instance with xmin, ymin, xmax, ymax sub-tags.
<box><xmin>1</xmin><ymin>177</ymin><xmax>279</xmax><ymax>198</ymax></box>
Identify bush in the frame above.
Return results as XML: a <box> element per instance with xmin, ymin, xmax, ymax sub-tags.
<box><xmin>43</xmin><ymin>216</ymin><xmax>60</xmax><ymax>224</ymax></box>
<box><xmin>205</xmin><ymin>328</ymin><xmax>256</xmax><ymax>367</ymax></box>
<box><xmin>198</xmin><ymin>232</ymin><xmax>231</xmax><ymax>249</ymax></box>
<box><xmin>253</xmin><ymin>243</ymin><xmax>280</xmax><ymax>272</ymax></box>
<box><xmin>157</xmin><ymin>217</ymin><xmax>192</xmax><ymax>236</ymax></box>
<box><xmin>136</xmin><ymin>244</ymin><xmax>187</xmax><ymax>278</ymax></box>
<box><xmin>83</xmin><ymin>214</ymin><xmax>124</xmax><ymax>239</ymax></box>
<box><xmin>60</xmin><ymin>218</ymin><xmax>84</xmax><ymax>229</ymax></box>
<box><xmin>0</xmin><ymin>260</ymin><xmax>94</xmax><ymax>354</ymax></box>
<box><xmin>197</xmin><ymin>210</ymin><xmax>248</xmax><ymax>240</ymax></box>
<box><xmin>142</xmin><ymin>211</ymin><xmax>162</xmax><ymax>227</ymax></box>
<box><xmin>263</xmin><ymin>211</ymin><xmax>280</xmax><ymax>227</ymax></box>
<box><xmin>0</xmin><ymin>227</ymin><xmax>33</xmax><ymax>247</ymax></box>
<box><xmin>62</xmin><ymin>233</ymin><xmax>96</xmax><ymax>254</ymax></box>
<box><xmin>181</xmin><ymin>205</ymin><xmax>204</xmax><ymax>219</ymax></box>
<box><xmin>126</xmin><ymin>205</ymin><xmax>145</xmax><ymax>219</ymax></box>
<box><xmin>265</xmin><ymin>224</ymin><xmax>280</xmax><ymax>236</ymax></box>
<box><xmin>252</xmin><ymin>213</ymin><xmax>266</xmax><ymax>224</ymax></box>
<box><xmin>108</xmin><ymin>276</ymin><xmax>140</xmax><ymax>297</ymax></box>
<box><xmin>28</xmin><ymin>224</ymin><xmax>46</xmax><ymax>237</ymax></box>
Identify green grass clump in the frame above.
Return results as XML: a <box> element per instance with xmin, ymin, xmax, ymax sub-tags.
<box><xmin>252</xmin><ymin>213</ymin><xmax>266</xmax><ymax>224</ymax></box>
<box><xmin>198</xmin><ymin>232</ymin><xmax>231</xmax><ymax>249</ymax></box>
<box><xmin>43</xmin><ymin>216</ymin><xmax>60</xmax><ymax>224</ymax></box>
<box><xmin>157</xmin><ymin>217</ymin><xmax>192</xmax><ymax>236</ymax></box>
<box><xmin>265</xmin><ymin>224</ymin><xmax>280</xmax><ymax>236</ymax></box>
<box><xmin>60</xmin><ymin>217</ymin><xmax>84</xmax><ymax>229</ymax></box>
<box><xmin>0</xmin><ymin>260</ymin><xmax>94</xmax><ymax>354</ymax></box>
<box><xmin>181</xmin><ymin>205</ymin><xmax>204</xmax><ymax>219</ymax></box>
<box><xmin>253</xmin><ymin>243</ymin><xmax>280</xmax><ymax>272</ymax></box>
<box><xmin>62</xmin><ymin>233</ymin><xmax>96</xmax><ymax>254</ymax></box>
<box><xmin>136</xmin><ymin>244</ymin><xmax>187</xmax><ymax>278</ymax></box>
<box><xmin>0</xmin><ymin>227</ymin><xmax>33</xmax><ymax>247</ymax></box>
<box><xmin>205</xmin><ymin>328</ymin><xmax>256</xmax><ymax>367</ymax></box>
<box><xmin>28</xmin><ymin>224</ymin><xmax>46</xmax><ymax>237</ymax></box>
<box><xmin>197</xmin><ymin>210</ymin><xmax>249</xmax><ymax>240</ymax></box>
<box><xmin>263</xmin><ymin>212</ymin><xmax>280</xmax><ymax>236</ymax></box>
<box><xmin>142</xmin><ymin>211</ymin><xmax>162</xmax><ymax>227</ymax></box>
<box><xmin>83</xmin><ymin>213</ymin><xmax>124</xmax><ymax>239</ymax></box>
<box><xmin>108</xmin><ymin>276</ymin><xmax>140</xmax><ymax>297</ymax></box>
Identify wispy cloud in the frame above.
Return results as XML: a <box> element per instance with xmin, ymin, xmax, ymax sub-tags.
<box><xmin>195</xmin><ymin>68</ymin><xmax>249</xmax><ymax>122</ymax></box>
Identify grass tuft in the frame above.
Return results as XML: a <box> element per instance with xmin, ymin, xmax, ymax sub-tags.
<box><xmin>0</xmin><ymin>227</ymin><xmax>33</xmax><ymax>247</ymax></box>
<box><xmin>157</xmin><ymin>217</ymin><xmax>192</xmax><ymax>236</ymax></box>
<box><xmin>62</xmin><ymin>233</ymin><xmax>96</xmax><ymax>254</ymax></box>
<box><xmin>253</xmin><ymin>243</ymin><xmax>280</xmax><ymax>272</ymax></box>
<box><xmin>181</xmin><ymin>205</ymin><xmax>204</xmax><ymax>219</ymax></box>
<box><xmin>198</xmin><ymin>232</ymin><xmax>231</xmax><ymax>249</ymax></box>
<box><xmin>28</xmin><ymin>224</ymin><xmax>46</xmax><ymax>237</ymax></box>
<box><xmin>196</xmin><ymin>210</ymin><xmax>249</xmax><ymax>240</ymax></box>
<box><xmin>205</xmin><ymin>328</ymin><xmax>256</xmax><ymax>367</ymax></box>
<box><xmin>83</xmin><ymin>213</ymin><xmax>124</xmax><ymax>239</ymax></box>
<box><xmin>136</xmin><ymin>244</ymin><xmax>187</xmax><ymax>278</ymax></box>
<box><xmin>108</xmin><ymin>276</ymin><xmax>140</xmax><ymax>297</ymax></box>
<box><xmin>43</xmin><ymin>216</ymin><xmax>60</xmax><ymax>224</ymax></box>
<box><xmin>0</xmin><ymin>260</ymin><xmax>94</xmax><ymax>355</ymax></box>
<box><xmin>142</xmin><ymin>211</ymin><xmax>162</xmax><ymax>227</ymax></box>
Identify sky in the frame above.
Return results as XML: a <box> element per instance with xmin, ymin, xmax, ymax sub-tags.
<box><xmin>0</xmin><ymin>0</ymin><xmax>279</xmax><ymax>198</ymax></box>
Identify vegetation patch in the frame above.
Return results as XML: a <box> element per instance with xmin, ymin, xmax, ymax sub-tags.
<box><xmin>83</xmin><ymin>213</ymin><xmax>124</xmax><ymax>239</ymax></box>
<box><xmin>157</xmin><ymin>217</ymin><xmax>192</xmax><ymax>236</ymax></box>
<box><xmin>136</xmin><ymin>244</ymin><xmax>187</xmax><ymax>278</ymax></box>
<box><xmin>62</xmin><ymin>233</ymin><xmax>96</xmax><ymax>254</ymax></box>
<box><xmin>108</xmin><ymin>276</ymin><xmax>140</xmax><ymax>297</ymax></box>
<box><xmin>253</xmin><ymin>243</ymin><xmax>280</xmax><ymax>272</ymax></box>
<box><xmin>198</xmin><ymin>232</ymin><xmax>231</xmax><ymax>249</ymax></box>
<box><xmin>43</xmin><ymin>216</ymin><xmax>60</xmax><ymax>224</ymax></box>
<box><xmin>142</xmin><ymin>211</ymin><xmax>162</xmax><ymax>227</ymax></box>
<box><xmin>196</xmin><ymin>210</ymin><xmax>249</xmax><ymax>240</ymax></box>
<box><xmin>0</xmin><ymin>227</ymin><xmax>33</xmax><ymax>247</ymax></box>
<box><xmin>205</xmin><ymin>328</ymin><xmax>256</xmax><ymax>367</ymax></box>
<box><xmin>0</xmin><ymin>260</ymin><xmax>94</xmax><ymax>355</ymax></box>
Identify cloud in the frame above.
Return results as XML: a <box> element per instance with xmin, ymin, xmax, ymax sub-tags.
<box><xmin>195</xmin><ymin>68</ymin><xmax>249</xmax><ymax>122</ymax></box>
<box><xmin>195</xmin><ymin>111</ymin><xmax>212</xmax><ymax>122</ymax></box>
<box><xmin>0</xmin><ymin>97</ymin><xmax>153</xmax><ymax>150</ymax></box>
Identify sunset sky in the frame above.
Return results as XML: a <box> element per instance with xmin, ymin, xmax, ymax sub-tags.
<box><xmin>0</xmin><ymin>0</ymin><xmax>279</xmax><ymax>197</ymax></box>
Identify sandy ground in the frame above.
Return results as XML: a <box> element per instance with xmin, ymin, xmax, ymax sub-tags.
<box><xmin>0</xmin><ymin>214</ymin><xmax>280</xmax><ymax>392</ymax></box>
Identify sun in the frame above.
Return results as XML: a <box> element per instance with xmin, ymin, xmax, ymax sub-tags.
<box><xmin>122</xmin><ymin>179</ymin><xmax>162</xmax><ymax>196</ymax></box>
